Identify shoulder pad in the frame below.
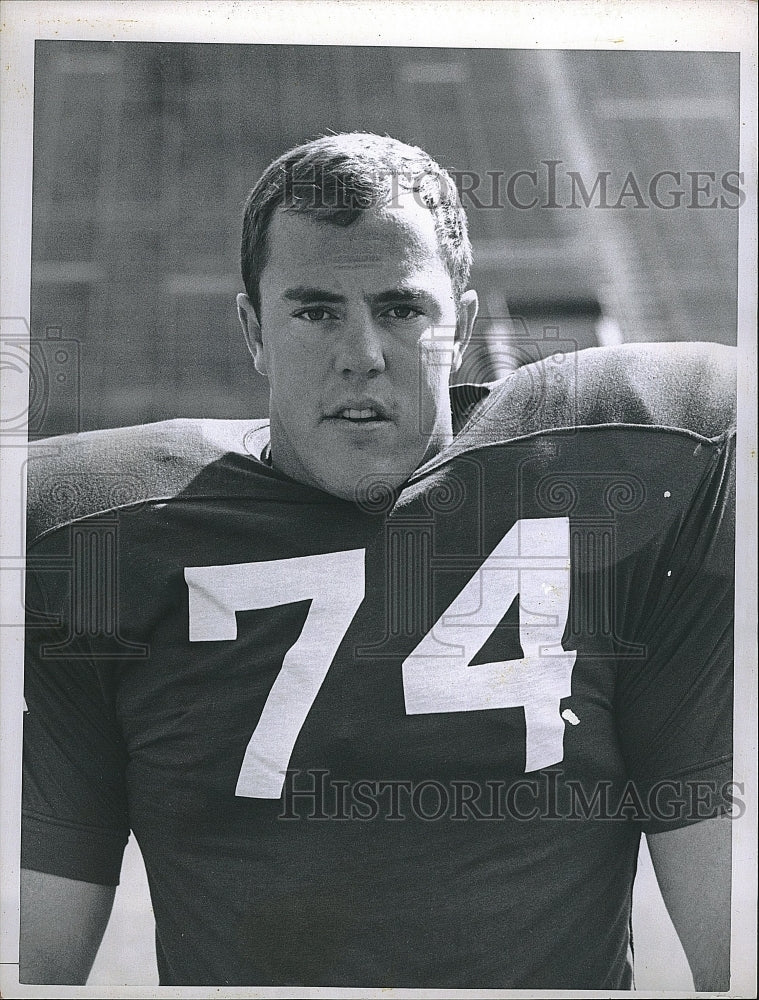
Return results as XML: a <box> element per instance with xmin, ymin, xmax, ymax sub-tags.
<box><xmin>26</xmin><ymin>418</ymin><xmax>269</xmax><ymax>545</ymax></box>
<box><xmin>463</xmin><ymin>341</ymin><xmax>736</xmax><ymax>442</ymax></box>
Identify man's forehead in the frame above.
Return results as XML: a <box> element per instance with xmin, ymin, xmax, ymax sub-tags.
<box><xmin>262</xmin><ymin>201</ymin><xmax>448</xmax><ymax>281</ymax></box>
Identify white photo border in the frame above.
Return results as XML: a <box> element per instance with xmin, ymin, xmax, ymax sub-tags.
<box><xmin>1</xmin><ymin>2</ymin><xmax>756</xmax><ymax>997</ymax></box>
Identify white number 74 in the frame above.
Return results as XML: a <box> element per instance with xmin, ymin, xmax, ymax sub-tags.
<box><xmin>185</xmin><ymin>517</ymin><xmax>574</xmax><ymax>799</ymax></box>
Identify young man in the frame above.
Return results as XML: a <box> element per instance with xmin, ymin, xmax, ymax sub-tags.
<box><xmin>21</xmin><ymin>133</ymin><xmax>735</xmax><ymax>989</ymax></box>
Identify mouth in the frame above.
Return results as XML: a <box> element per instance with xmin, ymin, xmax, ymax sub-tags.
<box><xmin>325</xmin><ymin>402</ymin><xmax>392</xmax><ymax>425</ymax></box>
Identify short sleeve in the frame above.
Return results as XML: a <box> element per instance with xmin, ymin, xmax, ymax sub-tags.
<box><xmin>614</xmin><ymin>431</ymin><xmax>735</xmax><ymax>833</ymax></box>
<box><xmin>22</xmin><ymin>537</ymin><xmax>130</xmax><ymax>885</ymax></box>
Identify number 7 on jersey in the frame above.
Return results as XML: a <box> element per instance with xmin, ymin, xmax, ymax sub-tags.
<box><xmin>185</xmin><ymin>549</ymin><xmax>366</xmax><ymax>798</ymax></box>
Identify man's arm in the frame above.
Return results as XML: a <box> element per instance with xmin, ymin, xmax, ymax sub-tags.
<box><xmin>20</xmin><ymin>868</ymin><xmax>116</xmax><ymax>985</ymax></box>
<box><xmin>646</xmin><ymin>814</ymin><xmax>732</xmax><ymax>992</ymax></box>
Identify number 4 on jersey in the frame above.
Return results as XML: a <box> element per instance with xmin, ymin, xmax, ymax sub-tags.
<box><xmin>402</xmin><ymin>516</ymin><xmax>576</xmax><ymax>772</ymax></box>
<box><xmin>185</xmin><ymin>517</ymin><xmax>575</xmax><ymax>798</ymax></box>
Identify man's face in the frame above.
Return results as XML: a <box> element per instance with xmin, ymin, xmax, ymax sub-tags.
<box><xmin>237</xmin><ymin>196</ymin><xmax>478</xmax><ymax>501</ymax></box>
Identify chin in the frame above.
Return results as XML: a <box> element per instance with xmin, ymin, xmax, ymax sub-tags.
<box><xmin>317</xmin><ymin>454</ymin><xmax>416</xmax><ymax>508</ymax></box>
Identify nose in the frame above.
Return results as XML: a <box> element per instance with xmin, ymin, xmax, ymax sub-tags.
<box><xmin>333</xmin><ymin>313</ymin><xmax>386</xmax><ymax>378</ymax></box>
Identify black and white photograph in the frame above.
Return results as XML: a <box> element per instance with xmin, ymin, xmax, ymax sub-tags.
<box><xmin>1</xmin><ymin>1</ymin><xmax>756</xmax><ymax>996</ymax></box>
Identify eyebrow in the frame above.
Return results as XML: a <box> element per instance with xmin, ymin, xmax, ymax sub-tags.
<box><xmin>371</xmin><ymin>288</ymin><xmax>436</xmax><ymax>308</ymax></box>
<box><xmin>282</xmin><ymin>286</ymin><xmax>346</xmax><ymax>304</ymax></box>
<box><xmin>281</xmin><ymin>285</ymin><xmax>438</xmax><ymax>309</ymax></box>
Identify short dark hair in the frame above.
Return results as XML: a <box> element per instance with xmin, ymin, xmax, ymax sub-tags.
<box><xmin>240</xmin><ymin>132</ymin><xmax>472</xmax><ymax>318</ymax></box>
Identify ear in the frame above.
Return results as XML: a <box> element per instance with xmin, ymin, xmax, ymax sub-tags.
<box><xmin>452</xmin><ymin>289</ymin><xmax>478</xmax><ymax>373</ymax></box>
<box><xmin>237</xmin><ymin>293</ymin><xmax>268</xmax><ymax>375</ymax></box>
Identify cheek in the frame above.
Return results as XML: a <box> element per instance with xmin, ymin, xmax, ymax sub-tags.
<box><xmin>407</xmin><ymin>342</ymin><xmax>455</xmax><ymax>432</ymax></box>
<box><xmin>267</xmin><ymin>357</ymin><xmax>323</xmax><ymax>432</ymax></box>
<box><xmin>415</xmin><ymin>340</ymin><xmax>453</xmax><ymax>394</ymax></box>
<box><xmin>267</xmin><ymin>341</ymin><xmax>316</xmax><ymax>393</ymax></box>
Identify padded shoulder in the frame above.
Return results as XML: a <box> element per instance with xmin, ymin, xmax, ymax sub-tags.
<box><xmin>26</xmin><ymin>418</ymin><xmax>268</xmax><ymax>546</ymax></box>
<box><xmin>571</xmin><ymin>341</ymin><xmax>735</xmax><ymax>434</ymax></box>
<box><xmin>469</xmin><ymin>341</ymin><xmax>736</xmax><ymax>443</ymax></box>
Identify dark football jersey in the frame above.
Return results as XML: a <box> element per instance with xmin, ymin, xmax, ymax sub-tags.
<box><xmin>22</xmin><ymin>344</ymin><xmax>735</xmax><ymax>988</ymax></box>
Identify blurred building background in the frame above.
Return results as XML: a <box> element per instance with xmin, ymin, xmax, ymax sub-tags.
<box><xmin>31</xmin><ymin>42</ymin><xmax>739</xmax><ymax>438</ymax></box>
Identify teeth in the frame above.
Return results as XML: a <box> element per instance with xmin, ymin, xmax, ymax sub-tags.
<box><xmin>340</xmin><ymin>408</ymin><xmax>379</xmax><ymax>420</ymax></box>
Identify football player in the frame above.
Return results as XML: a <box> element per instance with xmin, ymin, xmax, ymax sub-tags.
<box><xmin>21</xmin><ymin>134</ymin><xmax>735</xmax><ymax>989</ymax></box>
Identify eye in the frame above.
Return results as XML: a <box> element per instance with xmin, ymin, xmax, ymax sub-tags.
<box><xmin>293</xmin><ymin>306</ymin><xmax>333</xmax><ymax>322</ymax></box>
<box><xmin>384</xmin><ymin>304</ymin><xmax>423</xmax><ymax>320</ymax></box>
